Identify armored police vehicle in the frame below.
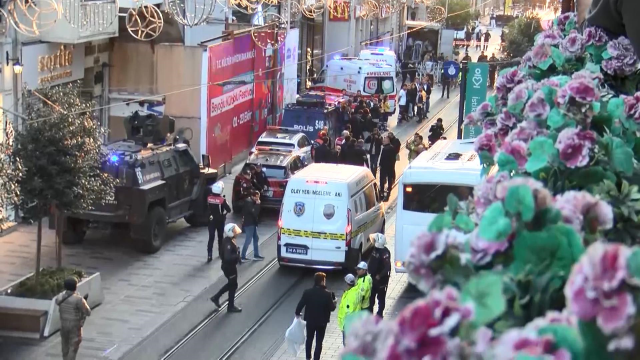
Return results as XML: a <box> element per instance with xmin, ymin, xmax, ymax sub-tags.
<box><xmin>62</xmin><ymin>112</ymin><xmax>218</xmax><ymax>253</ymax></box>
<box><xmin>280</xmin><ymin>92</ymin><xmax>343</xmax><ymax>142</ymax></box>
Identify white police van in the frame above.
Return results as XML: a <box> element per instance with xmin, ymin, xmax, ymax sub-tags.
<box><xmin>277</xmin><ymin>163</ymin><xmax>385</xmax><ymax>270</ymax></box>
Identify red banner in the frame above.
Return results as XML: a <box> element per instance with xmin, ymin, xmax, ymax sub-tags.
<box><xmin>206</xmin><ymin>33</ymin><xmax>284</xmax><ymax>169</ymax></box>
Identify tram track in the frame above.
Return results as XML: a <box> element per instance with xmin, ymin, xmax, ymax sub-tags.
<box><xmin>160</xmin><ymin>95</ymin><xmax>462</xmax><ymax>360</ymax></box>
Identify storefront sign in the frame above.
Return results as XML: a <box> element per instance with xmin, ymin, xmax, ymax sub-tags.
<box><xmin>21</xmin><ymin>43</ymin><xmax>85</xmax><ymax>88</ymax></box>
<box><xmin>329</xmin><ymin>1</ymin><xmax>350</xmax><ymax>21</ymax></box>
<box><xmin>464</xmin><ymin>62</ymin><xmax>488</xmax><ymax>116</ymax></box>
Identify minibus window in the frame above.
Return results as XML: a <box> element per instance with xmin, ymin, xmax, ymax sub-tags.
<box><xmin>403</xmin><ymin>184</ymin><xmax>473</xmax><ymax>213</ymax></box>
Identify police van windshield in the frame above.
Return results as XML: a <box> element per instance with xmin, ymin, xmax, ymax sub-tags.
<box><xmin>256</xmin><ymin>141</ymin><xmax>295</xmax><ymax>149</ymax></box>
<box><xmin>363</xmin><ymin>77</ymin><xmax>395</xmax><ymax>95</ymax></box>
<box><xmin>403</xmin><ymin>184</ymin><xmax>473</xmax><ymax>213</ymax></box>
<box><xmin>262</xmin><ymin>165</ymin><xmax>287</xmax><ymax>179</ymax></box>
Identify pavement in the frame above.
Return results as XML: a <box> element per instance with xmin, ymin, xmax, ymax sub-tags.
<box><xmin>0</xmin><ymin>90</ymin><xmax>460</xmax><ymax>359</ymax></box>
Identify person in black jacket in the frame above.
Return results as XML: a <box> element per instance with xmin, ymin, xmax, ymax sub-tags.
<box><xmin>253</xmin><ymin>164</ymin><xmax>269</xmax><ymax>191</ymax></box>
<box><xmin>240</xmin><ymin>191</ymin><xmax>263</xmax><ymax>262</ymax></box>
<box><xmin>428</xmin><ymin>118</ymin><xmax>445</xmax><ymax>145</ymax></box>
<box><xmin>379</xmin><ymin>136</ymin><xmax>397</xmax><ymax>201</ymax></box>
<box><xmin>349</xmin><ymin>112</ymin><xmax>363</xmax><ymax>140</ymax></box>
<box><xmin>387</xmin><ymin>131</ymin><xmax>401</xmax><ymax>155</ymax></box>
<box><xmin>207</xmin><ymin>181</ymin><xmax>231</xmax><ymax>262</ymax></box>
<box><xmin>210</xmin><ymin>223</ymin><xmax>243</xmax><ymax>313</ymax></box>
<box><xmin>339</xmin><ymin>135</ymin><xmax>352</xmax><ymax>163</ymax></box>
<box><xmin>365</xmin><ymin>128</ymin><xmax>383</xmax><ymax>176</ymax></box>
<box><xmin>314</xmin><ymin>139</ymin><xmax>330</xmax><ymax>163</ymax></box>
<box><xmin>367</xmin><ymin>233</ymin><xmax>392</xmax><ymax>318</ymax></box>
<box><xmin>295</xmin><ymin>272</ymin><xmax>337</xmax><ymax>360</ymax></box>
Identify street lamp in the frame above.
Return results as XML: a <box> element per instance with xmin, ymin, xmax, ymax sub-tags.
<box><xmin>5</xmin><ymin>51</ymin><xmax>22</xmax><ymax>75</ymax></box>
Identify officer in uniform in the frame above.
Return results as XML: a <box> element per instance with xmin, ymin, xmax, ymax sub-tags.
<box><xmin>233</xmin><ymin>168</ymin><xmax>255</xmax><ymax>212</ymax></box>
<box><xmin>56</xmin><ymin>277</ymin><xmax>91</xmax><ymax>360</ymax></box>
<box><xmin>210</xmin><ymin>223</ymin><xmax>243</xmax><ymax>313</ymax></box>
<box><xmin>207</xmin><ymin>181</ymin><xmax>231</xmax><ymax>262</ymax></box>
<box><xmin>367</xmin><ymin>233</ymin><xmax>392</xmax><ymax>318</ymax></box>
<box><xmin>355</xmin><ymin>261</ymin><xmax>372</xmax><ymax>312</ymax></box>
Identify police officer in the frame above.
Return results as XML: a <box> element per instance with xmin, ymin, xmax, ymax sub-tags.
<box><xmin>207</xmin><ymin>181</ymin><xmax>231</xmax><ymax>262</ymax></box>
<box><xmin>56</xmin><ymin>277</ymin><xmax>91</xmax><ymax>360</ymax></box>
<box><xmin>367</xmin><ymin>233</ymin><xmax>392</xmax><ymax>318</ymax></box>
<box><xmin>355</xmin><ymin>261</ymin><xmax>372</xmax><ymax>312</ymax></box>
<box><xmin>233</xmin><ymin>168</ymin><xmax>254</xmax><ymax>212</ymax></box>
<box><xmin>210</xmin><ymin>223</ymin><xmax>243</xmax><ymax>313</ymax></box>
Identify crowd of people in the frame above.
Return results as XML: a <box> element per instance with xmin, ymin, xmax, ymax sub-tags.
<box><xmin>396</xmin><ymin>78</ymin><xmax>433</xmax><ymax>123</ymax></box>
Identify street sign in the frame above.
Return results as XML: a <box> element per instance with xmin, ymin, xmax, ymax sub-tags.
<box><xmin>442</xmin><ymin>61</ymin><xmax>460</xmax><ymax>79</ymax></box>
<box><xmin>464</xmin><ymin>62</ymin><xmax>489</xmax><ymax>117</ymax></box>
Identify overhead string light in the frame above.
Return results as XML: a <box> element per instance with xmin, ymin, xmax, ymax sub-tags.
<box><xmin>165</xmin><ymin>0</ymin><xmax>217</xmax><ymax>27</ymax></box>
<box><xmin>126</xmin><ymin>1</ymin><xmax>164</xmax><ymax>41</ymax></box>
<box><xmin>251</xmin><ymin>12</ymin><xmax>287</xmax><ymax>49</ymax></box>
<box><xmin>63</xmin><ymin>0</ymin><xmax>119</xmax><ymax>32</ymax></box>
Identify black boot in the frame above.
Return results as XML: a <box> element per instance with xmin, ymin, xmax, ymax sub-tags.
<box><xmin>210</xmin><ymin>295</ymin><xmax>221</xmax><ymax>308</ymax></box>
<box><xmin>228</xmin><ymin>306</ymin><xmax>243</xmax><ymax>313</ymax></box>
<box><xmin>207</xmin><ymin>253</ymin><xmax>213</xmax><ymax>263</ymax></box>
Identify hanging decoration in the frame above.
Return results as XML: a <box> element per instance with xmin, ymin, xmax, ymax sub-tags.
<box><xmin>63</xmin><ymin>0</ymin><xmax>118</xmax><ymax>32</ymax></box>
<box><xmin>126</xmin><ymin>3</ymin><xmax>164</xmax><ymax>41</ymax></box>
<box><xmin>0</xmin><ymin>9</ymin><xmax>9</xmax><ymax>37</ymax></box>
<box><xmin>230</xmin><ymin>0</ymin><xmax>264</xmax><ymax>14</ymax></box>
<box><xmin>425</xmin><ymin>5</ymin><xmax>445</xmax><ymax>24</ymax></box>
<box><xmin>8</xmin><ymin>0</ymin><xmax>61</xmax><ymax>37</ymax></box>
<box><xmin>282</xmin><ymin>0</ymin><xmax>301</xmax><ymax>22</ymax></box>
<box><xmin>300</xmin><ymin>0</ymin><xmax>324</xmax><ymax>18</ymax></box>
<box><xmin>251</xmin><ymin>12</ymin><xmax>286</xmax><ymax>49</ymax></box>
<box><xmin>359</xmin><ymin>0</ymin><xmax>379</xmax><ymax>19</ymax></box>
<box><xmin>165</xmin><ymin>0</ymin><xmax>216</xmax><ymax>27</ymax></box>
<box><xmin>327</xmin><ymin>0</ymin><xmax>349</xmax><ymax>20</ymax></box>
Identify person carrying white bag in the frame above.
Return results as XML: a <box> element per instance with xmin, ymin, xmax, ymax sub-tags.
<box><xmin>293</xmin><ymin>272</ymin><xmax>337</xmax><ymax>360</ymax></box>
<box><xmin>285</xmin><ymin>316</ymin><xmax>306</xmax><ymax>356</ymax></box>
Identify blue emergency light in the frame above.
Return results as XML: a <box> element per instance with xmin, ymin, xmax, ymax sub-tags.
<box><xmin>333</xmin><ymin>54</ymin><xmax>341</xmax><ymax>60</ymax></box>
<box><xmin>109</xmin><ymin>154</ymin><xmax>119</xmax><ymax>164</ymax></box>
<box><xmin>377</xmin><ymin>48</ymin><xmax>386</xmax><ymax>52</ymax></box>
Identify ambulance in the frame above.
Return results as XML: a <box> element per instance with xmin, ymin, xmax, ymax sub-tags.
<box><xmin>277</xmin><ymin>163</ymin><xmax>386</xmax><ymax>270</ymax></box>
<box><xmin>358</xmin><ymin>47</ymin><xmax>397</xmax><ymax>69</ymax></box>
<box><xmin>311</xmin><ymin>58</ymin><xmax>397</xmax><ymax>112</ymax></box>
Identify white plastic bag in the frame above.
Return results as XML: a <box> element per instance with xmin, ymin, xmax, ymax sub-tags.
<box><xmin>285</xmin><ymin>317</ymin><xmax>306</xmax><ymax>355</ymax></box>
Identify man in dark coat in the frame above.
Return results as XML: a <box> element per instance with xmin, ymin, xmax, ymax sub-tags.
<box><xmin>379</xmin><ymin>136</ymin><xmax>397</xmax><ymax>201</ymax></box>
<box><xmin>295</xmin><ymin>272</ymin><xmax>337</xmax><ymax>360</ymax></box>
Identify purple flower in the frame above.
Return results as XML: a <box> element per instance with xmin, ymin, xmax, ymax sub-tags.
<box><xmin>583</xmin><ymin>27</ymin><xmax>608</xmax><ymax>46</ymax></box>
<box><xmin>608</xmin><ymin>37</ymin><xmax>634</xmax><ymax>57</ymax></box>
<box><xmin>602</xmin><ymin>37</ymin><xmax>639</xmax><ymax>76</ymax></box>
<box><xmin>474</xmin><ymin>131</ymin><xmax>497</xmax><ymax>156</ymax></box>
<box><xmin>572</xmin><ymin>69</ymin><xmax>604</xmax><ymax>84</ymax></box>
<box><xmin>524</xmin><ymin>310</ymin><xmax>578</xmax><ymax>332</ymax></box>
<box><xmin>556</xmin><ymin>12</ymin><xmax>576</xmax><ymax>33</ymax></box>
<box><xmin>564</xmin><ymin>242</ymin><xmax>636</xmax><ymax>335</ymax></box>
<box><xmin>491</xmin><ymin>328</ymin><xmax>571</xmax><ymax>360</ymax></box>
<box><xmin>524</xmin><ymin>91</ymin><xmax>551</xmax><ymax>120</ymax></box>
<box><xmin>343</xmin><ymin>314</ymin><xmax>396</xmax><ymax>359</ymax></box>
<box><xmin>554</xmin><ymin>191</ymin><xmax>614</xmax><ymax>233</ymax></box>
<box><xmin>499</xmin><ymin>140</ymin><xmax>528</xmax><ymax>170</ymax></box>
<box><xmin>507</xmin><ymin>84</ymin><xmax>530</xmax><ymax>112</ymax></box>
<box><xmin>464</xmin><ymin>112</ymin><xmax>481</xmax><ymax>127</ymax></box>
<box><xmin>524</xmin><ymin>44</ymin><xmax>553</xmax><ymax>68</ymax></box>
<box><xmin>560</xmin><ymin>30</ymin><xmax>585</xmax><ymax>57</ymax></box>
<box><xmin>505</xmin><ymin>121</ymin><xmax>548</xmax><ymax>145</ymax></box>
<box><xmin>496</xmin><ymin>68</ymin><xmax>529</xmax><ymax>103</ymax></box>
<box><xmin>535</xmin><ymin>28</ymin><xmax>564</xmax><ymax>46</ymax></box>
<box><xmin>623</xmin><ymin>93</ymin><xmax>640</xmax><ymax>122</ymax></box>
<box><xmin>406</xmin><ymin>231</ymin><xmax>450</xmax><ymax>293</ymax></box>
<box><xmin>469</xmin><ymin>230</ymin><xmax>510</xmax><ymax>265</ymax></box>
<box><xmin>473</xmin><ymin>172</ymin><xmax>510</xmax><ymax>218</ymax></box>
<box><xmin>483</xmin><ymin>117</ymin><xmax>498</xmax><ymax>131</ymax></box>
<box><xmin>555</xmin><ymin>128</ymin><xmax>596</xmax><ymax>168</ymax></box>
<box><xmin>557</xmin><ymin>78</ymin><xmax>600</xmax><ymax>105</ymax></box>
<box><xmin>473</xmin><ymin>327</ymin><xmax>493</xmax><ymax>355</ymax></box>
<box><xmin>495</xmin><ymin>177</ymin><xmax>546</xmax><ymax>201</ymax></box>
<box><xmin>497</xmin><ymin>110</ymin><xmax>517</xmax><ymax>128</ymax></box>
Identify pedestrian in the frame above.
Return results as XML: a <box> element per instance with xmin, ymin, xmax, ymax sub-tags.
<box><xmin>365</xmin><ymin>128</ymin><xmax>383</xmax><ymax>176</ymax></box>
<box><xmin>210</xmin><ymin>223</ymin><xmax>243</xmax><ymax>313</ymax></box>
<box><xmin>240</xmin><ymin>190</ymin><xmax>264</xmax><ymax>262</ymax></box>
<box><xmin>207</xmin><ymin>181</ymin><xmax>231</xmax><ymax>262</ymax></box>
<box><xmin>295</xmin><ymin>272</ymin><xmax>337</xmax><ymax>360</ymax></box>
<box><xmin>354</xmin><ymin>139</ymin><xmax>369</xmax><ymax>168</ymax></box>
<box><xmin>477</xmin><ymin>50</ymin><xmax>488</xmax><ymax>62</ymax></box>
<box><xmin>475</xmin><ymin>30</ymin><xmax>482</xmax><ymax>51</ymax></box>
<box><xmin>367</xmin><ymin>233</ymin><xmax>392</xmax><ymax>318</ymax></box>
<box><xmin>380</xmin><ymin>96</ymin><xmax>391</xmax><ymax>130</ymax></box>
<box><xmin>349</xmin><ymin>111</ymin><xmax>363</xmax><ymax>140</ymax></box>
<box><xmin>387</xmin><ymin>131</ymin><xmax>401</xmax><ymax>155</ymax></box>
<box><xmin>233</xmin><ymin>168</ymin><xmax>254</xmax><ymax>212</ymax></box>
<box><xmin>407</xmin><ymin>83</ymin><xmax>417</xmax><ymax>118</ymax></box>
<box><xmin>416</xmin><ymin>85</ymin><xmax>426</xmax><ymax>123</ymax></box>
<box><xmin>488</xmin><ymin>53</ymin><xmax>499</xmax><ymax>88</ymax></box>
<box><xmin>253</xmin><ymin>163</ymin><xmax>269</xmax><ymax>191</ymax></box>
<box><xmin>422</xmin><ymin>77</ymin><xmax>432</xmax><ymax>117</ymax></box>
<box><xmin>490</xmin><ymin>11</ymin><xmax>496</xmax><ymax>28</ymax></box>
<box><xmin>397</xmin><ymin>84</ymin><xmax>408</xmax><ymax>123</ymax></box>
<box><xmin>57</xmin><ymin>277</ymin><xmax>91</xmax><ymax>360</ymax></box>
<box><xmin>484</xmin><ymin>30</ymin><xmax>492</xmax><ymax>51</ymax></box>
<box><xmin>338</xmin><ymin>274</ymin><xmax>361</xmax><ymax>346</ymax></box>
<box><xmin>379</xmin><ymin>136</ymin><xmax>397</xmax><ymax>201</ymax></box>
<box><xmin>428</xmin><ymin>118</ymin><xmax>445</xmax><ymax>145</ymax></box>
<box><xmin>406</xmin><ymin>133</ymin><xmax>426</xmax><ymax>161</ymax></box>
<box><xmin>355</xmin><ymin>261</ymin><xmax>372</xmax><ymax>312</ymax></box>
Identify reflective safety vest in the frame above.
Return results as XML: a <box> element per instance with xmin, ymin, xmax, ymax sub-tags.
<box><xmin>338</xmin><ymin>286</ymin><xmax>361</xmax><ymax>331</ymax></box>
<box><xmin>356</xmin><ymin>275</ymin><xmax>372</xmax><ymax>309</ymax></box>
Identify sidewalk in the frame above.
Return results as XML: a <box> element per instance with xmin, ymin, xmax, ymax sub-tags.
<box><xmin>0</xmin><ymin>94</ymin><xmax>457</xmax><ymax>360</ymax></box>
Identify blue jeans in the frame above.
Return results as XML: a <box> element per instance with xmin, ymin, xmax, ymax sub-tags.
<box><xmin>241</xmin><ymin>225</ymin><xmax>260</xmax><ymax>258</ymax></box>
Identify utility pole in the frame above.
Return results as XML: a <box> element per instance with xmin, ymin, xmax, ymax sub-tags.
<box><xmin>457</xmin><ymin>60</ymin><xmax>468</xmax><ymax>140</ymax></box>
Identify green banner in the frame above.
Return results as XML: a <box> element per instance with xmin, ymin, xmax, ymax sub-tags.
<box><xmin>462</xmin><ymin>125</ymin><xmax>483</xmax><ymax>139</ymax></box>
<box><xmin>464</xmin><ymin>62</ymin><xmax>489</xmax><ymax>116</ymax></box>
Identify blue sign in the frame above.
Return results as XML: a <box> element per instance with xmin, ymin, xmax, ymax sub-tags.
<box><xmin>145</xmin><ymin>102</ymin><xmax>164</xmax><ymax>116</ymax></box>
<box><xmin>442</xmin><ymin>61</ymin><xmax>460</xmax><ymax>79</ymax></box>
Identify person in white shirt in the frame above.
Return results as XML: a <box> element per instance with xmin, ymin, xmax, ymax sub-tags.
<box><xmin>397</xmin><ymin>84</ymin><xmax>408</xmax><ymax>123</ymax></box>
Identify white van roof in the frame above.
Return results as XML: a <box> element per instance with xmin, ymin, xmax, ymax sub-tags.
<box><xmin>291</xmin><ymin>163</ymin><xmax>375</xmax><ymax>195</ymax></box>
<box><xmin>402</xmin><ymin>139</ymin><xmax>484</xmax><ymax>186</ymax></box>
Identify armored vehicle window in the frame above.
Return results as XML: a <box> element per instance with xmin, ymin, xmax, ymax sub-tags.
<box><xmin>176</xmin><ymin>150</ymin><xmax>197</xmax><ymax>168</ymax></box>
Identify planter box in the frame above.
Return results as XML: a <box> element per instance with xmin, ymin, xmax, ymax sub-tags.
<box><xmin>0</xmin><ymin>272</ymin><xmax>104</xmax><ymax>339</ymax></box>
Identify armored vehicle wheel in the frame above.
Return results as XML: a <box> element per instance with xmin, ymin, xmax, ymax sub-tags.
<box><xmin>62</xmin><ymin>220</ymin><xmax>86</xmax><ymax>245</ymax></box>
<box><xmin>184</xmin><ymin>213</ymin><xmax>208</xmax><ymax>227</ymax></box>
<box><xmin>133</xmin><ymin>207</ymin><xmax>167</xmax><ymax>253</ymax></box>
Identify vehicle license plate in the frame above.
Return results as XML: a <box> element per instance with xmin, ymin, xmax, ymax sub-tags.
<box><xmin>286</xmin><ymin>247</ymin><xmax>308</xmax><ymax>255</ymax></box>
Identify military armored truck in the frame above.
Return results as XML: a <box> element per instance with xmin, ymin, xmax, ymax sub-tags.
<box><xmin>62</xmin><ymin>112</ymin><xmax>217</xmax><ymax>253</ymax></box>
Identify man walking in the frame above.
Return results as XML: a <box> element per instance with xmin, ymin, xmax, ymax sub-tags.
<box><xmin>211</xmin><ymin>223</ymin><xmax>243</xmax><ymax>313</ymax></box>
<box><xmin>397</xmin><ymin>84</ymin><xmax>408</xmax><ymax>123</ymax></box>
<box><xmin>484</xmin><ymin>30</ymin><xmax>492</xmax><ymax>51</ymax></box>
<box><xmin>440</xmin><ymin>66</ymin><xmax>450</xmax><ymax>99</ymax></box>
<box><xmin>365</xmin><ymin>128</ymin><xmax>383</xmax><ymax>176</ymax></box>
<box><xmin>241</xmin><ymin>190</ymin><xmax>264</xmax><ymax>262</ymax></box>
<box><xmin>379</xmin><ymin>136</ymin><xmax>397</xmax><ymax>201</ymax></box>
<box><xmin>207</xmin><ymin>181</ymin><xmax>231</xmax><ymax>262</ymax></box>
<box><xmin>295</xmin><ymin>272</ymin><xmax>337</xmax><ymax>360</ymax></box>
<box><xmin>488</xmin><ymin>53</ymin><xmax>499</xmax><ymax>88</ymax></box>
<box><xmin>57</xmin><ymin>277</ymin><xmax>91</xmax><ymax>360</ymax></box>
<box><xmin>367</xmin><ymin>233</ymin><xmax>392</xmax><ymax>318</ymax></box>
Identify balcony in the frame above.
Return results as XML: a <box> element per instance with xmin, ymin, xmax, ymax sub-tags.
<box><xmin>23</xmin><ymin>0</ymin><xmax>119</xmax><ymax>44</ymax></box>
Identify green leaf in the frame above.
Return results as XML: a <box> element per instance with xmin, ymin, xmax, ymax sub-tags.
<box><xmin>584</xmin><ymin>62</ymin><xmax>601</xmax><ymax>74</ymax></box>
<box><xmin>514</xmin><ymin>355</ymin><xmax>544</xmax><ymax>360</ymax></box>
<box><xmin>478</xmin><ymin>203</ymin><xmax>513</xmax><ymax>241</ymax></box>
<box><xmin>461</xmin><ymin>273</ymin><xmax>506</xmax><ymax>327</ymax></box>
<box><xmin>488</xmin><ymin>94</ymin><xmax>497</xmax><ymax>109</ymax></box>
<box><xmin>526</xmin><ymin>137</ymin><xmax>558</xmax><ymax>173</ymax></box>
<box><xmin>607</xmin><ymin>97</ymin><xmax>625</xmax><ymax>120</ymax></box>
<box><xmin>626</xmin><ymin>247</ymin><xmax>640</xmax><ymax>281</ymax></box>
<box><xmin>569</xmin><ymin>166</ymin><xmax>606</xmax><ymax>187</ymax></box>
<box><xmin>547</xmin><ymin>108</ymin><xmax>566</xmax><ymax>129</ymax></box>
<box><xmin>428</xmin><ymin>212</ymin><xmax>453</xmax><ymax>232</ymax></box>
<box><xmin>447</xmin><ymin>193</ymin><xmax>460</xmax><ymax>215</ymax></box>
<box><xmin>602</xmin><ymin>50</ymin><xmax>611</xmax><ymax>60</ymax></box>
<box><xmin>479</xmin><ymin>150</ymin><xmax>496</xmax><ymax>167</ymax></box>
<box><xmin>540</xmin><ymin>85</ymin><xmax>557</xmax><ymax>106</ymax></box>
<box><xmin>610</xmin><ymin>137</ymin><xmax>634</xmax><ymax>175</ymax></box>
<box><xmin>578</xmin><ymin>321</ymin><xmax>610</xmax><ymax>360</ymax></box>
<box><xmin>550</xmin><ymin>47</ymin><xmax>565</xmax><ymax>67</ymax></box>
<box><xmin>537</xmin><ymin>57</ymin><xmax>553</xmax><ymax>71</ymax></box>
<box><xmin>592</xmin><ymin>101</ymin><xmax>601</xmax><ymax>114</ymax></box>
<box><xmin>341</xmin><ymin>355</ymin><xmax>366</xmax><ymax>360</ymax></box>
<box><xmin>504</xmin><ymin>185</ymin><xmax>535</xmax><ymax>221</ymax></box>
<box><xmin>538</xmin><ymin>324</ymin><xmax>584</xmax><ymax>360</ymax></box>
<box><xmin>454</xmin><ymin>214</ymin><xmax>476</xmax><ymax>233</ymax></box>
<box><xmin>497</xmin><ymin>152</ymin><xmax>518</xmax><ymax>173</ymax></box>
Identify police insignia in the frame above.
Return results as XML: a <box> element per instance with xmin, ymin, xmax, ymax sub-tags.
<box><xmin>323</xmin><ymin>204</ymin><xmax>335</xmax><ymax>220</ymax></box>
<box><xmin>293</xmin><ymin>202</ymin><xmax>305</xmax><ymax>217</ymax></box>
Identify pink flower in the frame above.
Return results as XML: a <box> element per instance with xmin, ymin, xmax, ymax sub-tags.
<box><xmin>497</xmin><ymin>110</ymin><xmax>517</xmax><ymax>128</ymax></box>
<box><xmin>385</xmin><ymin>287</ymin><xmax>471</xmax><ymax>360</ymax></box>
<box><xmin>343</xmin><ymin>314</ymin><xmax>396</xmax><ymax>359</ymax></box>
<box><xmin>495</xmin><ymin>177</ymin><xmax>545</xmax><ymax>200</ymax></box>
<box><xmin>623</xmin><ymin>93</ymin><xmax>640</xmax><ymax>123</ymax></box>
<box><xmin>554</xmin><ymin>191</ymin><xmax>614</xmax><ymax>233</ymax></box>
<box><xmin>507</xmin><ymin>83</ymin><xmax>531</xmax><ymax>111</ymax></box>
<box><xmin>406</xmin><ymin>231</ymin><xmax>449</xmax><ymax>293</ymax></box>
<box><xmin>560</xmin><ymin>30</ymin><xmax>585</xmax><ymax>57</ymax></box>
<box><xmin>527</xmin><ymin>44</ymin><xmax>552</xmax><ymax>68</ymax></box>
<box><xmin>524</xmin><ymin>90</ymin><xmax>551</xmax><ymax>120</ymax></box>
<box><xmin>572</xmin><ymin>69</ymin><xmax>604</xmax><ymax>84</ymax></box>
<box><xmin>555</xmin><ymin>128</ymin><xmax>596</xmax><ymax>168</ymax></box>
<box><xmin>473</xmin><ymin>172</ymin><xmax>510</xmax><ymax>218</ymax></box>
<box><xmin>492</xmin><ymin>328</ymin><xmax>571</xmax><ymax>360</ymax></box>
<box><xmin>474</xmin><ymin>131</ymin><xmax>497</xmax><ymax>156</ymax></box>
<box><xmin>499</xmin><ymin>140</ymin><xmax>528</xmax><ymax>170</ymax></box>
<box><xmin>583</xmin><ymin>27</ymin><xmax>608</xmax><ymax>46</ymax></box>
<box><xmin>557</xmin><ymin>78</ymin><xmax>600</xmax><ymax>105</ymax></box>
<box><xmin>505</xmin><ymin>121</ymin><xmax>547</xmax><ymax>145</ymax></box>
<box><xmin>524</xmin><ymin>310</ymin><xmax>578</xmax><ymax>332</ymax></box>
<box><xmin>564</xmin><ymin>242</ymin><xmax>636</xmax><ymax>335</ymax></box>
<box><xmin>535</xmin><ymin>28</ymin><xmax>564</xmax><ymax>46</ymax></box>
<box><xmin>473</xmin><ymin>327</ymin><xmax>494</xmax><ymax>355</ymax></box>
<box><xmin>469</xmin><ymin>230</ymin><xmax>510</xmax><ymax>265</ymax></box>
<box><xmin>496</xmin><ymin>68</ymin><xmax>529</xmax><ymax>104</ymax></box>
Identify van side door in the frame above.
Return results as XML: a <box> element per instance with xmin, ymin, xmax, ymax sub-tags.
<box><xmin>351</xmin><ymin>191</ymin><xmax>367</xmax><ymax>251</ymax></box>
<box><xmin>363</xmin><ymin>183</ymin><xmax>384</xmax><ymax>250</ymax></box>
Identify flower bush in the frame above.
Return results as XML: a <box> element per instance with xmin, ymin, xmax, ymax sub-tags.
<box><xmin>342</xmin><ymin>13</ymin><xmax>640</xmax><ymax>360</ymax></box>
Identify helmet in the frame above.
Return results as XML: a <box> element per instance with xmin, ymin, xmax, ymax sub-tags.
<box><xmin>370</xmin><ymin>233</ymin><xmax>386</xmax><ymax>248</ymax></box>
<box><xmin>210</xmin><ymin>181</ymin><xmax>224</xmax><ymax>195</ymax></box>
<box><xmin>224</xmin><ymin>223</ymin><xmax>242</xmax><ymax>238</ymax></box>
